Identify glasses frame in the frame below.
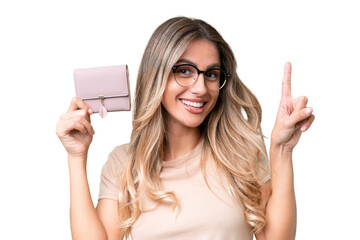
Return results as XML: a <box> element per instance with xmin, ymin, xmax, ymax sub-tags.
<box><xmin>171</xmin><ymin>64</ymin><xmax>231</xmax><ymax>90</ymax></box>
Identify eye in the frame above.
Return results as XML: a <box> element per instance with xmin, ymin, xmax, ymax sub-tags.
<box><xmin>175</xmin><ymin>66</ymin><xmax>196</xmax><ymax>77</ymax></box>
<box><xmin>205</xmin><ymin>70</ymin><xmax>220</xmax><ymax>81</ymax></box>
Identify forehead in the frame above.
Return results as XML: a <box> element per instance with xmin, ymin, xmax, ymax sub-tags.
<box><xmin>177</xmin><ymin>39</ymin><xmax>220</xmax><ymax>68</ymax></box>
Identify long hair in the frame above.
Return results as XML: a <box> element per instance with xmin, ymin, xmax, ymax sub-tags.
<box><xmin>117</xmin><ymin>17</ymin><xmax>268</xmax><ymax>238</ymax></box>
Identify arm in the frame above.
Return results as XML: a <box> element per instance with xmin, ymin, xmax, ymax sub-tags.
<box><xmin>96</xmin><ymin>199</ymin><xmax>123</xmax><ymax>240</ymax></box>
<box><xmin>68</xmin><ymin>157</ymin><xmax>108</xmax><ymax>239</ymax></box>
<box><xmin>57</xmin><ymin>97</ymin><xmax>121</xmax><ymax>239</ymax></box>
<box><xmin>256</xmin><ymin>62</ymin><xmax>315</xmax><ymax>240</ymax></box>
<box><xmin>68</xmin><ymin>158</ymin><xmax>123</xmax><ymax>240</ymax></box>
<box><xmin>257</xmin><ymin>147</ymin><xmax>296</xmax><ymax>240</ymax></box>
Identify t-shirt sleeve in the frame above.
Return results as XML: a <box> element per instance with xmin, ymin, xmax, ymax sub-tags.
<box><xmin>98</xmin><ymin>144</ymin><xmax>129</xmax><ymax>201</ymax></box>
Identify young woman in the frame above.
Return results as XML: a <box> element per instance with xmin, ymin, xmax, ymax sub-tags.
<box><xmin>56</xmin><ymin>17</ymin><xmax>315</xmax><ymax>240</ymax></box>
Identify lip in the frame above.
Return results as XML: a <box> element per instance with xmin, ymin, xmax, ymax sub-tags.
<box><xmin>179</xmin><ymin>98</ymin><xmax>206</xmax><ymax>103</ymax></box>
<box><xmin>179</xmin><ymin>98</ymin><xmax>207</xmax><ymax>114</ymax></box>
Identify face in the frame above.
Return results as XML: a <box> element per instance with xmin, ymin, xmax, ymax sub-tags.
<box><xmin>162</xmin><ymin>39</ymin><xmax>220</xmax><ymax>129</ymax></box>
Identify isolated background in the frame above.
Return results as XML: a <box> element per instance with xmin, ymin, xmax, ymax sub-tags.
<box><xmin>1</xmin><ymin>0</ymin><xmax>359</xmax><ymax>239</ymax></box>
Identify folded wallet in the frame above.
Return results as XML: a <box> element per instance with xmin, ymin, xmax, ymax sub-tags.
<box><xmin>74</xmin><ymin>65</ymin><xmax>131</xmax><ymax>118</ymax></box>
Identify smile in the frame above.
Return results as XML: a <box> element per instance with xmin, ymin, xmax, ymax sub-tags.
<box><xmin>180</xmin><ymin>99</ymin><xmax>204</xmax><ymax>108</ymax></box>
<box><xmin>179</xmin><ymin>99</ymin><xmax>207</xmax><ymax>114</ymax></box>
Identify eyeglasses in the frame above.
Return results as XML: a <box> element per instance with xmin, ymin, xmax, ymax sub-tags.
<box><xmin>171</xmin><ymin>64</ymin><xmax>230</xmax><ymax>91</ymax></box>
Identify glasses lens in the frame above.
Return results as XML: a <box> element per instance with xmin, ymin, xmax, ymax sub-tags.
<box><xmin>204</xmin><ymin>69</ymin><xmax>226</xmax><ymax>91</ymax></box>
<box><xmin>174</xmin><ymin>65</ymin><xmax>197</xmax><ymax>87</ymax></box>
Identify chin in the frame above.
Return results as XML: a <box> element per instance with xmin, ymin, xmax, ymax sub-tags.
<box><xmin>181</xmin><ymin>118</ymin><xmax>206</xmax><ymax>128</ymax></box>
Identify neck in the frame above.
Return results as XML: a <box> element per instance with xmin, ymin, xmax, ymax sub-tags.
<box><xmin>164</xmin><ymin>122</ymin><xmax>202</xmax><ymax>162</ymax></box>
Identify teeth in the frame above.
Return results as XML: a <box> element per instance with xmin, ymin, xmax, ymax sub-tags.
<box><xmin>181</xmin><ymin>100</ymin><xmax>204</xmax><ymax>108</ymax></box>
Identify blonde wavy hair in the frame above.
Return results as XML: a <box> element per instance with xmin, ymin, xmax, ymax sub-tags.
<box><xmin>117</xmin><ymin>17</ymin><xmax>269</xmax><ymax>238</ymax></box>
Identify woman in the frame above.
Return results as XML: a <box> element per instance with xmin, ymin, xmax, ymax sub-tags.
<box><xmin>56</xmin><ymin>17</ymin><xmax>315</xmax><ymax>239</ymax></box>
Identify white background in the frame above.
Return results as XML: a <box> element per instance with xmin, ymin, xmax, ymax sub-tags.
<box><xmin>1</xmin><ymin>0</ymin><xmax>359</xmax><ymax>239</ymax></box>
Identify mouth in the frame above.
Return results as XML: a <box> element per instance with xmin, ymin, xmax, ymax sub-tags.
<box><xmin>180</xmin><ymin>99</ymin><xmax>204</xmax><ymax>108</ymax></box>
<box><xmin>180</xmin><ymin>99</ymin><xmax>206</xmax><ymax>113</ymax></box>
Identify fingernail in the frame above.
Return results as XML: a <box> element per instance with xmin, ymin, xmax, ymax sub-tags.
<box><xmin>88</xmin><ymin>108</ymin><xmax>94</xmax><ymax>115</ymax></box>
<box><xmin>305</xmin><ymin>107</ymin><xmax>312</xmax><ymax>115</ymax></box>
<box><xmin>301</xmin><ymin>125</ymin><xmax>308</xmax><ymax>132</ymax></box>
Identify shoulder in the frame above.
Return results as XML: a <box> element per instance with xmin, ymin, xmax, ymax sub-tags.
<box><xmin>104</xmin><ymin>143</ymin><xmax>130</xmax><ymax>171</ymax></box>
<box><xmin>109</xmin><ymin>143</ymin><xmax>130</xmax><ymax>160</ymax></box>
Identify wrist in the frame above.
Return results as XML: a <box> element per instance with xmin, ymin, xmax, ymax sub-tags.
<box><xmin>68</xmin><ymin>154</ymin><xmax>87</xmax><ymax>168</ymax></box>
<box><xmin>270</xmin><ymin>143</ymin><xmax>293</xmax><ymax>163</ymax></box>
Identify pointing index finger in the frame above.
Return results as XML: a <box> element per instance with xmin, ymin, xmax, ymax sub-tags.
<box><xmin>282</xmin><ymin>62</ymin><xmax>292</xmax><ymax>98</ymax></box>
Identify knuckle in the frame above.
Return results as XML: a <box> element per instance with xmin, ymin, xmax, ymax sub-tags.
<box><xmin>56</xmin><ymin>127</ymin><xmax>64</xmax><ymax>137</ymax></box>
<box><xmin>71</xmin><ymin>120</ymin><xmax>80</xmax><ymax>129</ymax></box>
<box><xmin>69</xmin><ymin>121</ymin><xmax>76</xmax><ymax>128</ymax></box>
<box><xmin>75</xmin><ymin>115</ymin><xmax>83</xmax><ymax>122</ymax></box>
<box><xmin>298</xmin><ymin>96</ymin><xmax>308</xmax><ymax>106</ymax></box>
<box><xmin>302</xmin><ymin>110</ymin><xmax>307</xmax><ymax>118</ymax></box>
<box><xmin>55</xmin><ymin>127</ymin><xmax>60</xmax><ymax>136</ymax></box>
<box><xmin>79</xmin><ymin>109</ymin><xmax>87</xmax><ymax>117</ymax></box>
<box><xmin>84</xmin><ymin>105</ymin><xmax>91</xmax><ymax>113</ymax></box>
<box><xmin>60</xmin><ymin>113</ymin><xmax>67</xmax><ymax>120</ymax></box>
<box><xmin>284</xmin><ymin>119</ymin><xmax>292</xmax><ymax>128</ymax></box>
<box><xmin>301</xmin><ymin>96</ymin><xmax>308</xmax><ymax>103</ymax></box>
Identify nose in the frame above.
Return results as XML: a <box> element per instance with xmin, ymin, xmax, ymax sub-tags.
<box><xmin>190</xmin><ymin>73</ymin><xmax>207</xmax><ymax>95</ymax></box>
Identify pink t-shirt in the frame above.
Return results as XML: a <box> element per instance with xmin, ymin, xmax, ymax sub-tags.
<box><xmin>99</xmin><ymin>140</ymin><xmax>270</xmax><ymax>239</ymax></box>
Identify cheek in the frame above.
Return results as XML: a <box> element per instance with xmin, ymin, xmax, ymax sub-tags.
<box><xmin>209</xmin><ymin>92</ymin><xmax>220</xmax><ymax>108</ymax></box>
<box><xmin>162</xmin><ymin>80</ymin><xmax>181</xmax><ymax>108</ymax></box>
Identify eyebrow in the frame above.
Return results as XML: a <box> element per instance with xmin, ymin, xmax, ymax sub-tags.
<box><xmin>175</xmin><ymin>58</ymin><xmax>221</xmax><ymax>69</ymax></box>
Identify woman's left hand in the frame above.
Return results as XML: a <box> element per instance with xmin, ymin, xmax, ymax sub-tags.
<box><xmin>271</xmin><ymin>62</ymin><xmax>315</xmax><ymax>152</ymax></box>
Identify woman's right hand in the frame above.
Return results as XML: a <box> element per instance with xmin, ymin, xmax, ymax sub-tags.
<box><xmin>56</xmin><ymin>97</ymin><xmax>95</xmax><ymax>160</ymax></box>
